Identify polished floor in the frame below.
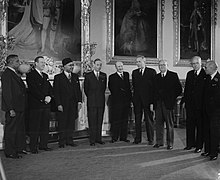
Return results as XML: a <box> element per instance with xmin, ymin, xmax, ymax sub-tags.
<box><xmin>0</xmin><ymin>128</ymin><xmax>219</xmax><ymax>180</ymax></box>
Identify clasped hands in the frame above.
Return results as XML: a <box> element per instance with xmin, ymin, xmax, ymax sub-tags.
<box><xmin>44</xmin><ymin>96</ymin><xmax>51</xmax><ymax>104</ymax></box>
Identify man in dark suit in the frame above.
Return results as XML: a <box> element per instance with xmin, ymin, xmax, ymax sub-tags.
<box><xmin>153</xmin><ymin>60</ymin><xmax>182</xmax><ymax>150</ymax></box>
<box><xmin>84</xmin><ymin>58</ymin><xmax>107</xmax><ymax>146</ymax></box>
<box><xmin>1</xmin><ymin>54</ymin><xmax>27</xmax><ymax>158</ymax></box>
<box><xmin>132</xmin><ymin>55</ymin><xmax>156</xmax><ymax>145</ymax></box>
<box><xmin>53</xmin><ymin>58</ymin><xmax>82</xmax><ymax>148</ymax></box>
<box><xmin>26</xmin><ymin>56</ymin><xmax>53</xmax><ymax>153</ymax></box>
<box><xmin>108</xmin><ymin>61</ymin><xmax>132</xmax><ymax>143</ymax></box>
<box><xmin>182</xmin><ymin>56</ymin><xmax>206</xmax><ymax>153</ymax></box>
<box><xmin>203</xmin><ymin>60</ymin><xmax>220</xmax><ymax>160</ymax></box>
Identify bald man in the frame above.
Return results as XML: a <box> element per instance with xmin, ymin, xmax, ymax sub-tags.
<box><xmin>203</xmin><ymin>60</ymin><xmax>220</xmax><ymax>160</ymax></box>
<box><xmin>182</xmin><ymin>56</ymin><xmax>206</xmax><ymax>153</ymax></box>
<box><xmin>108</xmin><ymin>61</ymin><xmax>132</xmax><ymax>143</ymax></box>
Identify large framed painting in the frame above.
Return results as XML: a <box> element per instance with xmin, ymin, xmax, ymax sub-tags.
<box><xmin>106</xmin><ymin>0</ymin><xmax>164</xmax><ymax>65</ymax></box>
<box><xmin>6</xmin><ymin>0</ymin><xmax>90</xmax><ymax>64</ymax></box>
<box><xmin>173</xmin><ymin>0</ymin><xmax>217</xmax><ymax>66</ymax></box>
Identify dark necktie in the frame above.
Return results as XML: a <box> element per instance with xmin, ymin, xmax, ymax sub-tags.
<box><xmin>194</xmin><ymin>70</ymin><xmax>197</xmax><ymax>78</ymax></box>
<box><xmin>96</xmin><ymin>72</ymin><xmax>99</xmax><ymax>80</ymax></box>
<box><xmin>68</xmin><ymin>73</ymin><xmax>71</xmax><ymax>82</ymax></box>
<box><xmin>120</xmin><ymin>73</ymin><xmax>124</xmax><ymax>79</ymax></box>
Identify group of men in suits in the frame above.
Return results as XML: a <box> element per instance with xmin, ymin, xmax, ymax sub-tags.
<box><xmin>1</xmin><ymin>55</ymin><xmax>82</xmax><ymax>158</ymax></box>
<box><xmin>182</xmin><ymin>56</ymin><xmax>220</xmax><ymax>161</ymax></box>
<box><xmin>108</xmin><ymin>55</ymin><xmax>182</xmax><ymax>151</ymax></box>
<box><xmin>2</xmin><ymin>54</ymin><xmax>219</xmax><ymax>161</ymax></box>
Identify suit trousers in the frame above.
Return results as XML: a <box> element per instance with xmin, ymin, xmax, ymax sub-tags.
<box><xmin>155</xmin><ymin>101</ymin><xmax>174</xmax><ymax>146</ymax></box>
<box><xmin>29</xmin><ymin>108</ymin><xmax>50</xmax><ymax>151</ymax></box>
<box><xmin>134</xmin><ymin>103</ymin><xmax>154</xmax><ymax>143</ymax></box>
<box><xmin>185</xmin><ymin>108</ymin><xmax>203</xmax><ymax>149</ymax></box>
<box><xmin>57</xmin><ymin>103</ymin><xmax>77</xmax><ymax>145</ymax></box>
<box><xmin>87</xmin><ymin>107</ymin><xmax>105</xmax><ymax>144</ymax></box>
<box><xmin>209</xmin><ymin>113</ymin><xmax>220</xmax><ymax>157</ymax></box>
<box><xmin>4</xmin><ymin>111</ymin><xmax>26</xmax><ymax>155</ymax></box>
<box><xmin>111</xmin><ymin>105</ymin><xmax>129</xmax><ymax>141</ymax></box>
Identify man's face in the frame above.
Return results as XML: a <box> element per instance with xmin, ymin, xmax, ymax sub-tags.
<box><xmin>158</xmin><ymin>61</ymin><xmax>168</xmax><ymax>73</ymax></box>
<box><xmin>205</xmin><ymin>62</ymin><xmax>213</xmax><ymax>75</ymax></box>
<box><xmin>136</xmin><ymin>57</ymin><xmax>145</xmax><ymax>68</ymax></box>
<box><xmin>11</xmin><ymin>57</ymin><xmax>21</xmax><ymax>70</ymax></box>
<box><xmin>115</xmin><ymin>62</ymin><xmax>123</xmax><ymax>73</ymax></box>
<box><xmin>64</xmin><ymin>62</ymin><xmax>73</xmax><ymax>73</ymax></box>
<box><xmin>35</xmin><ymin>58</ymin><xmax>46</xmax><ymax>71</ymax></box>
<box><xmin>94</xmin><ymin>60</ymin><xmax>102</xmax><ymax>72</ymax></box>
<box><xmin>191</xmin><ymin>58</ymin><xmax>201</xmax><ymax>71</ymax></box>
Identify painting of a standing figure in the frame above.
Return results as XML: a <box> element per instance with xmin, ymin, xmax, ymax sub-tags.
<box><xmin>8</xmin><ymin>0</ymin><xmax>81</xmax><ymax>62</ymax></box>
<box><xmin>115</xmin><ymin>0</ymin><xmax>157</xmax><ymax>58</ymax></box>
<box><xmin>180</xmin><ymin>0</ymin><xmax>211</xmax><ymax>60</ymax></box>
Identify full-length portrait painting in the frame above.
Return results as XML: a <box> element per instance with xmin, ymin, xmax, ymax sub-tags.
<box><xmin>7</xmin><ymin>0</ymin><xmax>81</xmax><ymax>61</ymax></box>
<box><xmin>114</xmin><ymin>0</ymin><xmax>157</xmax><ymax>58</ymax></box>
<box><xmin>180</xmin><ymin>0</ymin><xmax>211</xmax><ymax>60</ymax></box>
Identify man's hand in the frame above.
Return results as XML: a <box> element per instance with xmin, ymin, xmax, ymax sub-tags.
<box><xmin>57</xmin><ymin>105</ymin><xmax>63</xmax><ymax>112</ymax></box>
<box><xmin>44</xmin><ymin>96</ymin><xmax>51</xmax><ymax>104</ymax></box>
<box><xmin>9</xmin><ymin>110</ymin><xmax>16</xmax><ymax>117</ymax></box>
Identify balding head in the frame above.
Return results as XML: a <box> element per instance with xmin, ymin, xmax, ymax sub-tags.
<box><xmin>115</xmin><ymin>61</ymin><xmax>124</xmax><ymax>73</ymax></box>
<box><xmin>158</xmin><ymin>59</ymin><xmax>168</xmax><ymax>73</ymax></box>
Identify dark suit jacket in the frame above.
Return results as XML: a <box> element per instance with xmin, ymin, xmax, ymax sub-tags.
<box><xmin>1</xmin><ymin>68</ymin><xmax>26</xmax><ymax>112</ymax></box>
<box><xmin>84</xmin><ymin>71</ymin><xmax>107</xmax><ymax>107</ymax></box>
<box><xmin>108</xmin><ymin>72</ymin><xmax>132</xmax><ymax>107</ymax></box>
<box><xmin>132</xmin><ymin>67</ymin><xmax>156</xmax><ymax>107</ymax></box>
<box><xmin>183</xmin><ymin>68</ymin><xmax>206</xmax><ymax>110</ymax></box>
<box><xmin>204</xmin><ymin>72</ymin><xmax>220</xmax><ymax>115</ymax></box>
<box><xmin>154</xmin><ymin>70</ymin><xmax>182</xmax><ymax>110</ymax></box>
<box><xmin>53</xmin><ymin>72</ymin><xmax>82</xmax><ymax>107</ymax></box>
<box><xmin>26</xmin><ymin>69</ymin><xmax>53</xmax><ymax>109</ymax></box>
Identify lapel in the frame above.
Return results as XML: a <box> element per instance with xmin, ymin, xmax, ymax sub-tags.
<box><xmin>61</xmin><ymin>72</ymin><xmax>72</xmax><ymax>85</ymax></box>
<box><xmin>8</xmin><ymin>68</ymin><xmax>25</xmax><ymax>89</ymax></box>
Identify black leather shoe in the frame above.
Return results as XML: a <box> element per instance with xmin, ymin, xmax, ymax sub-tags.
<box><xmin>201</xmin><ymin>152</ymin><xmax>209</xmax><ymax>157</ymax></box>
<box><xmin>133</xmin><ymin>141</ymin><xmax>141</xmax><ymax>144</ymax></box>
<box><xmin>5</xmin><ymin>154</ymin><xmax>21</xmax><ymax>159</ymax></box>
<box><xmin>96</xmin><ymin>141</ymin><xmax>105</xmax><ymax>145</ymax></box>
<box><xmin>184</xmin><ymin>146</ymin><xmax>193</xmax><ymax>150</ymax></box>
<box><xmin>210</xmin><ymin>156</ymin><xmax>218</xmax><ymax>161</ymax></box>
<box><xmin>90</xmin><ymin>143</ymin><xmax>95</xmax><ymax>146</ymax></box>
<box><xmin>120</xmin><ymin>139</ymin><xmax>130</xmax><ymax>143</ymax></box>
<box><xmin>167</xmin><ymin>145</ymin><xmax>173</xmax><ymax>150</ymax></box>
<box><xmin>59</xmin><ymin>145</ymin><xmax>65</xmax><ymax>148</ymax></box>
<box><xmin>39</xmin><ymin>147</ymin><xmax>52</xmax><ymax>151</ymax></box>
<box><xmin>153</xmin><ymin>144</ymin><xmax>163</xmax><ymax>148</ymax></box>
<box><xmin>18</xmin><ymin>150</ymin><xmax>30</xmax><ymax>155</ymax></box>
<box><xmin>194</xmin><ymin>149</ymin><xmax>202</xmax><ymax>153</ymax></box>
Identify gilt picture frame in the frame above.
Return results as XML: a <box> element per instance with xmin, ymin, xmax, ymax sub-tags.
<box><xmin>173</xmin><ymin>0</ymin><xmax>217</xmax><ymax>66</ymax></box>
<box><xmin>5</xmin><ymin>0</ymin><xmax>91</xmax><ymax>64</ymax></box>
<box><xmin>106</xmin><ymin>0</ymin><xmax>164</xmax><ymax>65</ymax></box>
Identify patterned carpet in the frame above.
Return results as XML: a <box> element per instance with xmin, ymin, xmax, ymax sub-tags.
<box><xmin>0</xmin><ymin>128</ymin><xmax>219</xmax><ymax>180</ymax></box>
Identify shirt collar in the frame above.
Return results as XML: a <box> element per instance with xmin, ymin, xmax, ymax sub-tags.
<box><xmin>7</xmin><ymin>66</ymin><xmax>16</xmax><ymax>73</ymax></box>
<box><xmin>211</xmin><ymin>70</ymin><xmax>218</xmax><ymax>80</ymax></box>
<box><xmin>161</xmin><ymin>70</ymin><xmax>167</xmax><ymax>77</ymax></box>
<box><xmin>195</xmin><ymin>68</ymin><xmax>201</xmax><ymax>75</ymax></box>
<box><xmin>35</xmin><ymin>68</ymin><xmax>43</xmax><ymax>76</ymax></box>
<box><xmin>117</xmin><ymin>72</ymin><xmax>123</xmax><ymax>76</ymax></box>
<box><xmin>64</xmin><ymin>71</ymin><xmax>71</xmax><ymax>77</ymax></box>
